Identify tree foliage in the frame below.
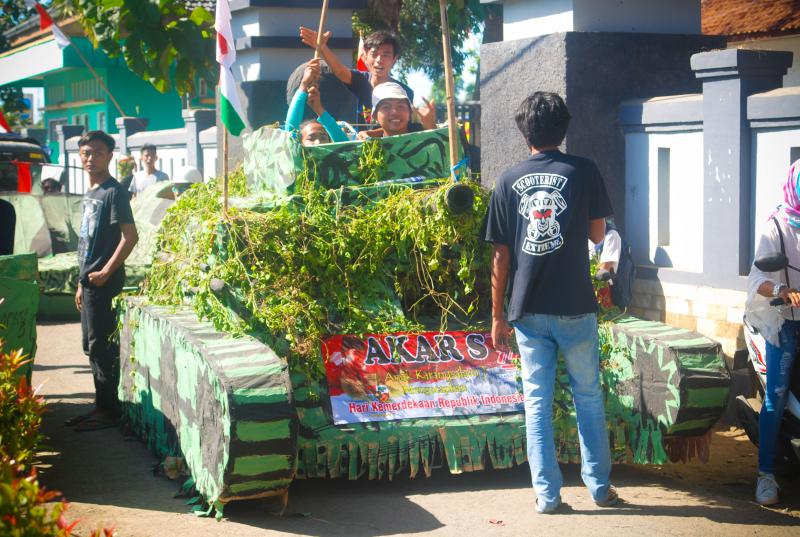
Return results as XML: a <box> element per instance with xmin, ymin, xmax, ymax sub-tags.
<box><xmin>354</xmin><ymin>0</ymin><xmax>489</xmax><ymax>81</ymax></box>
<box><xmin>0</xmin><ymin>0</ymin><xmax>33</xmax><ymax>54</ymax></box>
<box><xmin>58</xmin><ymin>0</ymin><xmax>215</xmax><ymax>95</ymax></box>
<box><xmin>0</xmin><ymin>1</ymin><xmax>36</xmax><ymax>125</ymax></box>
<box><xmin>17</xmin><ymin>1</ymin><xmax>491</xmax><ymax>102</ymax></box>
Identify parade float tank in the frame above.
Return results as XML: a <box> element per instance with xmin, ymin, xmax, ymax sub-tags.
<box><xmin>117</xmin><ymin>126</ymin><xmax>732</xmax><ymax>518</ymax></box>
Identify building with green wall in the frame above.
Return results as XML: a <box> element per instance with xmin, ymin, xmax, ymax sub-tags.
<box><xmin>0</xmin><ymin>18</ymin><xmax>213</xmax><ymax>160</ymax></box>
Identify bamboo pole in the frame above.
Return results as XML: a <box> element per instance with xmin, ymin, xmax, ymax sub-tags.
<box><xmin>314</xmin><ymin>0</ymin><xmax>330</xmax><ymax>59</ymax></box>
<box><xmin>438</xmin><ymin>0</ymin><xmax>459</xmax><ymax>180</ymax></box>
<box><xmin>68</xmin><ymin>39</ymin><xmax>128</xmax><ymax>120</ymax></box>
<box><xmin>222</xmin><ymin>125</ymin><xmax>229</xmax><ymax>217</ymax></box>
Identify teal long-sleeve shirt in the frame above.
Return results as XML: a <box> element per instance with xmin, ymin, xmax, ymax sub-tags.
<box><xmin>285</xmin><ymin>90</ymin><xmax>347</xmax><ymax>143</ymax></box>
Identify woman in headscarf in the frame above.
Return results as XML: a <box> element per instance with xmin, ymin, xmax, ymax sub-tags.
<box><xmin>746</xmin><ymin>158</ymin><xmax>800</xmax><ymax>505</ymax></box>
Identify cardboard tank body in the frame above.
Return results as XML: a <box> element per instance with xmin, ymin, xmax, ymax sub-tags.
<box><xmin>0</xmin><ymin>253</ymin><xmax>39</xmax><ymax>379</ymax></box>
<box><xmin>117</xmin><ymin>127</ymin><xmax>730</xmax><ymax>516</ymax></box>
<box><xmin>0</xmin><ymin>167</ymin><xmax>176</xmax><ymax>320</ymax></box>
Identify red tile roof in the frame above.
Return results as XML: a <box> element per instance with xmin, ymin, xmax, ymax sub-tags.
<box><xmin>702</xmin><ymin>0</ymin><xmax>800</xmax><ymax>37</ymax></box>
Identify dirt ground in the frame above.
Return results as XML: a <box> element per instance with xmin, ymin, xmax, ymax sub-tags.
<box><xmin>33</xmin><ymin>322</ymin><xmax>800</xmax><ymax>537</ymax></box>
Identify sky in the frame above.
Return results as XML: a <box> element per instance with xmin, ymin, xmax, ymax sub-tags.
<box><xmin>404</xmin><ymin>30</ymin><xmax>481</xmax><ymax>105</ymax></box>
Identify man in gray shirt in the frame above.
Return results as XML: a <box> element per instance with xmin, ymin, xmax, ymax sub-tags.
<box><xmin>128</xmin><ymin>143</ymin><xmax>168</xmax><ymax>197</ymax></box>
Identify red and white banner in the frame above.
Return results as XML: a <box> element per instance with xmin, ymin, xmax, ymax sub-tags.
<box><xmin>322</xmin><ymin>331</ymin><xmax>522</xmax><ymax>424</ymax></box>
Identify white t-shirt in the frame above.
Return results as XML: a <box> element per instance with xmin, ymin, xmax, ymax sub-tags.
<box><xmin>129</xmin><ymin>169</ymin><xmax>169</xmax><ymax>194</ymax></box>
<box><xmin>588</xmin><ymin>229</ymin><xmax>622</xmax><ymax>273</ymax></box>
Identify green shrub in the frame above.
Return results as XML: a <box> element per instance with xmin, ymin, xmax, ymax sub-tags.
<box><xmin>0</xmin><ymin>338</ymin><xmax>80</xmax><ymax>536</ymax></box>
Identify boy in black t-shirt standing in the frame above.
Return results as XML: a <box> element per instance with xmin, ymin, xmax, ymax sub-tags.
<box><xmin>68</xmin><ymin>130</ymin><xmax>138</xmax><ymax>431</ymax></box>
<box><xmin>484</xmin><ymin>92</ymin><xmax>619</xmax><ymax>513</ymax></box>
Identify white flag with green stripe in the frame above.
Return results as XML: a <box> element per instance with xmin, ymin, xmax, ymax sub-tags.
<box><xmin>215</xmin><ymin>0</ymin><xmax>246</xmax><ymax>136</ymax></box>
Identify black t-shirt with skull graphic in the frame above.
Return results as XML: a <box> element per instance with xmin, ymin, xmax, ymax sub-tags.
<box><xmin>484</xmin><ymin>150</ymin><xmax>613</xmax><ymax>321</ymax></box>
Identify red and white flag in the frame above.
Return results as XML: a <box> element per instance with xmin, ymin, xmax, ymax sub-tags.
<box><xmin>24</xmin><ymin>0</ymin><xmax>70</xmax><ymax>49</ymax></box>
<box><xmin>356</xmin><ymin>34</ymin><xmax>368</xmax><ymax>72</ymax></box>
<box><xmin>0</xmin><ymin>110</ymin><xmax>12</xmax><ymax>133</ymax></box>
<box><xmin>215</xmin><ymin>0</ymin><xmax>246</xmax><ymax>136</ymax></box>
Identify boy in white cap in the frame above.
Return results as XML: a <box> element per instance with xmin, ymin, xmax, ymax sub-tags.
<box><xmin>357</xmin><ymin>82</ymin><xmax>436</xmax><ymax>140</ymax></box>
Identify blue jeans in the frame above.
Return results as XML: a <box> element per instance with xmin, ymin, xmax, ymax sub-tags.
<box><xmin>759</xmin><ymin>319</ymin><xmax>800</xmax><ymax>474</ymax></box>
<box><xmin>514</xmin><ymin>313</ymin><xmax>612</xmax><ymax>509</ymax></box>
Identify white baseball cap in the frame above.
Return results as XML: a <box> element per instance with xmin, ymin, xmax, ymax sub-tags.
<box><xmin>172</xmin><ymin>166</ymin><xmax>202</xmax><ymax>185</ymax></box>
<box><xmin>371</xmin><ymin>82</ymin><xmax>411</xmax><ymax>111</ymax></box>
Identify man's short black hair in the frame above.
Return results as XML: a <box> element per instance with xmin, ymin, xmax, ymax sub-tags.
<box><xmin>78</xmin><ymin>130</ymin><xmax>115</xmax><ymax>153</ymax></box>
<box><xmin>515</xmin><ymin>92</ymin><xmax>571</xmax><ymax>149</ymax></box>
<box><xmin>364</xmin><ymin>31</ymin><xmax>401</xmax><ymax>58</ymax></box>
<box><xmin>141</xmin><ymin>143</ymin><xmax>157</xmax><ymax>154</ymax></box>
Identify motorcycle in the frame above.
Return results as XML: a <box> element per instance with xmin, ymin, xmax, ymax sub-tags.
<box><xmin>736</xmin><ymin>252</ymin><xmax>800</xmax><ymax>472</ymax></box>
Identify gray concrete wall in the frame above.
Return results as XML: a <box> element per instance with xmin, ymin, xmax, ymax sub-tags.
<box><xmin>480</xmin><ymin>31</ymin><xmax>723</xmax><ymax>224</ymax></box>
<box><xmin>480</xmin><ymin>33</ymin><xmax>568</xmax><ymax>186</ymax></box>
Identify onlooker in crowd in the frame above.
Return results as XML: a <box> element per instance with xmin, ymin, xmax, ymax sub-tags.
<box><xmin>299</xmin><ymin>28</ymin><xmax>415</xmax><ymax>121</ymax></box>
<box><xmin>484</xmin><ymin>92</ymin><xmax>618</xmax><ymax>513</ymax></box>
<box><xmin>128</xmin><ymin>143</ymin><xmax>168</xmax><ymax>197</ymax></box>
<box><xmin>285</xmin><ymin>59</ymin><xmax>348</xmax><ymax>146</ymax></box>
<box><xmin>68</xmin><ymin>130</ymin><xmax>138</xmax><ymax>431</ymax></box>
<box><xmin>356</xmin><ymin>82</ymin><xmax>435</xmax><ymax>140</ymax></box>
<box><xmin>41</xmin><ymin>177</ymin><xmax>62</xmax><ymax>193</ymax></box>
<box><xmin>746</xmin><ymin>159</ymin><xmax>800</xmax><ymax>505</ymax></box>
<box><xmin>589</xmin><ymin>217</ymin><xmax>622</xmax><ymax>275</ymax></box>
<box><xmin>589</xmin><ymin>217</ymin><xmax>636</xmax><ymax>310</ymax></box>
<box><xmin>117</xmin><ymin>154</ymin><xmax>136</xmax><ymax>196</ymax></box>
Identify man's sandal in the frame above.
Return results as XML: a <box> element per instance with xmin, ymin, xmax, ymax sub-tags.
<box><xmin>73</xmin><ymin>416</ymin><xmax>118</xmax><ymax>432</ymax></box>
<box><xmin>64</xmin><ymin>410</ymin><xmax>97</xmax><ymax>427</ymax></box>
<box><xmin>595</xmin><ymin>486</ymin><xmax>620</xmax><ymax>507</ymax></box>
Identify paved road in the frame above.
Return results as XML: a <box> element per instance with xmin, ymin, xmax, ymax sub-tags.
<box><xmin>33</xmin><ymin>322</ymin><xmax>800</xmax><ymax>536</ymax></box>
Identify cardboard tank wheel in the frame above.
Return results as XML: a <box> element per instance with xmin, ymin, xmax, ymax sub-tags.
<box><xmin>286</xmin><ymin>60</ymin><xmax>360</xmax><ymax>126</ymax></box>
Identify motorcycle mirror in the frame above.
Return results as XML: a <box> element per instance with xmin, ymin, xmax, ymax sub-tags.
<box><xmin>754</xmin><ymin>252</ymin><xmax>789</xmax><ymax>272</ymax></box>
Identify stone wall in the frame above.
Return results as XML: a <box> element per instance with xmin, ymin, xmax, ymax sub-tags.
<box><xmin>628</xmin><ymin>278</ymin><xmax>746</xmax><ymax>363</ymax></box>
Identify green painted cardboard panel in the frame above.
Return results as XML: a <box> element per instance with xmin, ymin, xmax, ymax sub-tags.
<box><xmin>243</xmin><ymin>127</ymin><xmax>461</xmax><ymax>195</ymax></box>
<box><xmin>0</xmin><ymin>275</ymin><xmax>39</xmax><ymax>378</ymax></box>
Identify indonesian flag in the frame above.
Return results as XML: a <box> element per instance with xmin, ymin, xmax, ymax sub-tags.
<box><xmin>356</xmin><ymin>34</ymin><xmax>368</xmax><ymax>72</ymax></box>
<box><xmin>24</xmin><ymin>0</ymin><xmax>70</xmax><ymax>49</ymax></box>
<box><xmin>215</xmin><ymin>0</ymin><xmax>246</xmax><ymax>136</ymax></box>
<box><xmin>0</xmin><ymin>110</ymin><xmax>11</xmax><ymax>133</ymax></box>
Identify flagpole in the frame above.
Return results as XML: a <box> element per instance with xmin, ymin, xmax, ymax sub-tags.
<box><xmin>314</xmin><ymin>0</ymin><xmax>330</xmax><ymax>59</ymax></box>
<box><xmin>222</xmin><ymin>125</ymin><xmax>229</xmax><ymax>217</ymax></box>
<box><xmin>66</xmin><ymin>39</ymin><xmax>128</xmax><ymax>119</ymax></box>
<box><xmin>438</xmin><ymin>0</ymin><xmax>459</xmax><ymax>180</ymax></box>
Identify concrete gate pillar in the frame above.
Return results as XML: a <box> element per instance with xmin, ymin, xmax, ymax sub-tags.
<box><xmin>219</xmin><ymin>0</ymin><xmax>366</xmax><ymax>174</ymax></box>
<box><xmin>691</xmin><ymin>49</ymin><xmax>792</xmax><ymax>283</ymax></box>
<box><xmin>479</xmin><ymin>0</ymin><xmax>722</xmax><ymax>225</ymax></box>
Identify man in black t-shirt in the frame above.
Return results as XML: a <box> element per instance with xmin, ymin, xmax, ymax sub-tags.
<box><xmin>69</xmin><ymin>130</ymin><xmax>138</xmax><ymax>431</ymax></box>
<box><xmin>484</xmin><ymin>92</ymin><xmax>618</xmax><ymax>513</ymax></box>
